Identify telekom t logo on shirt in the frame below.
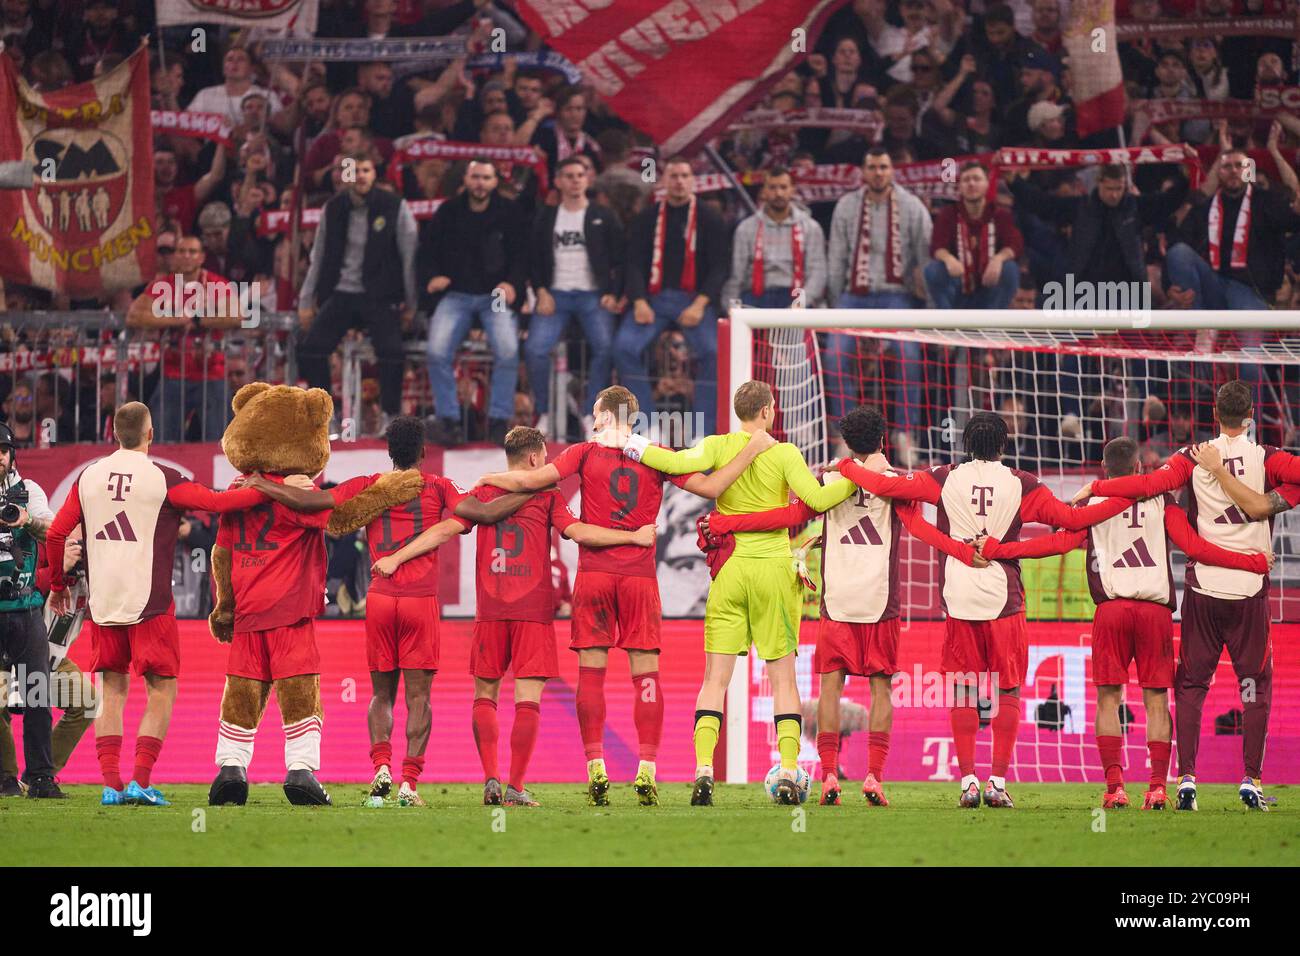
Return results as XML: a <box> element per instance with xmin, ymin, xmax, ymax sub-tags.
<box><xmin>1222</xmin><ymin>456</ymin><xmax>1246</xmax><ymax>478</ymax></box>
<box><xmin>971</xmin><ymin>485</ymin><xmax>994</xmax><ymax>516</ymax></box>
<box><xmin>107</xmin><ymin>472</ymin><xmax>133</xmax><ymax>501</ymax></box>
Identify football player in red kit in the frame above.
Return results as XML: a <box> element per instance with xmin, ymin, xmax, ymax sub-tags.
<box><xmin>378</xmin><ymin>426</ymin><xmax>655</xmax><ymax>808</ymax></box>
<box><xmin>474</xmin><ymin>385</ymin><xmax>774</xmax><ymax>806</ymax></box>
<box><xmin>249</xmin><ymin>416</ymin><xmax>532</xmax><ymax>806</ymax></box>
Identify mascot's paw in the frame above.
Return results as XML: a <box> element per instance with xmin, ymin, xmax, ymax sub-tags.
<box><xmin>209</xmin><ymin>609</ymin><xmax>234</xmax><ymax>644</ymax></box>
<box><xmin>209</xmin><ymin>766</ymin><xmax>248</xmax><ymax>806</ymax></box>
<box><xmin>284</xmin><ymin>769</ymin><xmax>332</xmax><ymax>807</ymax></box>
<box><xmin>326</xmin><ymin>468</ymin><xmax>426</xmax><ymax>537</ymax></box>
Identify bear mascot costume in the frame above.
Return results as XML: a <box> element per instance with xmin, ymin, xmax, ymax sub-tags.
<box><xmin>206</xmin><ymin>383</ymin><xmax>422</xmax><ymax>806</ymax></box>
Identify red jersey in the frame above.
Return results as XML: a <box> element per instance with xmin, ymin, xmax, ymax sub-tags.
<box><xmin>331</xmin><ymin>471</ymin><xmax>468</xmax><ymax>598</ymax></box>
<box><xmin>551</xmin><ymin>441</ymin><xmax>691</xmax><ymax>577</ymax></box>
<box><xmin>216</xmin><ymin>476</ymin><xmax>330</xmax><ymax>632</ymax></box>
<box><xmin>153</xmin><ymin>268</ymin><xmax>228</xmax><ymax>382</ymax></box>
<box><xmin>468</xmin><ymin>485</ymin><xmax>577</xmax><ymax>624</ymax></box>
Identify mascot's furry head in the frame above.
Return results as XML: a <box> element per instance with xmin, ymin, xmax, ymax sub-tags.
<box><xmin>221</xmin><ymin>382</ymin><xmax>333</xmax><ymax>477</ymax></box>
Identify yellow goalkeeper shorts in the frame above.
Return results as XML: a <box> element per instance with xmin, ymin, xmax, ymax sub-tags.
<box><xmin>704</xmin><ymin>556</ymin><xmax>802</xmax><ymax>660</ymax></box>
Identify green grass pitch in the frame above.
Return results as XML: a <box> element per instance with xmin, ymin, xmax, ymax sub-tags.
<box><xmin>6</xmin><ymin>782</ymin><xmax>1296</xmax><ymax>866</ymax></box>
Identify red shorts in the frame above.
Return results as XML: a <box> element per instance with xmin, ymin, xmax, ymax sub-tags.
<box><xmin>87</xmin><ymin>609</ymin><xmax>181</xmax><ymax>678</ymax></box>
<box><xmin>366</xmin><ymin>593</ymin><xmax>440</xmax><ymax>672</ymax></box>
<box><xmin>942</xmin><ymin>613</ymin><xmax>1028</xmax><ymax>691</ymax></box>
<box><xmin>814</xmin><ymin>617</ymin><xmax>899</xmax><ymax>676</ymax></box>
<box><xmin>227</xmin><ymin>619</ymin><xmax>321</xmax><ymax>682</ymax></box>
<box><xmin>570</xmin><ymin>571</ymin><xmax>662</xmax><ymax>651</ymax></box>
<box><xmin>1091</xmin><ymin>598</ymin><xmax>1174</xmax><ymax>688</ymax></box>
<box><xmin>471</xmin><ymin>620</ymin><xmax>558</xmax><ymax>680</ymax></box>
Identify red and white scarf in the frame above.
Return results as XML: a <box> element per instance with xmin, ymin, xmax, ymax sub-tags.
<box><xmin>752</xmin><ymin>214</ymin><xmax>805</xmax><ymax>298</ymax></box>
<box><xmin>1208</xmin><ymin>185</ymin><xmax>1252</xmax><ymax>271</ymax></box>
<box><xmin>850</xmin><ymin>188</ymin><xmax>902</xmax><ymax>295</ymax></box>
<box><xmin>955</xmin><ymin>207</ymin><xmax>997</xmax><ymax>295</ymax></box>
<box><xmin>556</xmin><ymin>129</ymin><xmax>597</xmax><ymax>163</ymax></box>
<box><xmin>648</xmin><ymin>197</ymin><xmax>697</xmax><ymax>295</ymax></box>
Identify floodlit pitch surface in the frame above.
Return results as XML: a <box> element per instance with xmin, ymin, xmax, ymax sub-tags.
<box><xmin>6</xmin><ymin>783</ymin><xmax>1294</xmax><ymax>866</ymax></box>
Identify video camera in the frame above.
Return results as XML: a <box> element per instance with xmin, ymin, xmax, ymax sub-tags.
<box><xmin>0</xmin><ymin>481</ymin><xmax>30</xmax><ymax>603</ymax></box>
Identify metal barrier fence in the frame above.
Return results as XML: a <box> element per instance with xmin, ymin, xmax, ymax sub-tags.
<box><xmin>1</xmin><ymin>308</ymin><xmax>665</xmax><ymax>446</ymax></box>
<box><xmin>0</xmin><ymin>311</ymin><xmax>298</xmax><ymax>446</ymax></box>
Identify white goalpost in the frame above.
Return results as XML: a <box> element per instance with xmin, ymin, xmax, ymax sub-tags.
<box><xmin>720</xmin><ymin>308</ymin><xmax>1300</xmax><ymax>784</ymax></box>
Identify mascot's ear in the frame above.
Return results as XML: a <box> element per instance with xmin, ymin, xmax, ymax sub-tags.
<box><xmin>305</xmin><ymin>387</ymin><xmax>334</xmax><ymax>429</ymax></box>
<box><xmin>232</xmin><ymin>382</ymin><xmax>273</xmax><ymax>416</ymax></box>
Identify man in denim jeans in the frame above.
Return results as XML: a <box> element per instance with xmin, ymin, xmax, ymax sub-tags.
<box><xmin>615</xmin><ymin>157</ymin><xmax>728</xmax><ymax>437</ymax></box>
<box><xmin>827</xmin><ymin>147</ymin><xmax>932</xmax><ymax>464</ymax></box>
<box><xmin>526</xmin><ymin>157</ymin><xmax>623</xmax><ymax>438</ymax></box>
<box><xmin>420</xmin><ymin>160</ymin><xmax>529</xmax><ymax>446</ymax></box>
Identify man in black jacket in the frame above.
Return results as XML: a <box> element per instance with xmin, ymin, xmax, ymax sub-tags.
<box><xmin>1007</xmin><ymin>163</ymin><xmax>1188</xmax><ymax>293</ymax></box>
<box><xmin>526</xmin><ymin>157</ymin><xmax>623</xmax><ymax>437</ymax></box>
<box><xmin>421</xmin><ymin>160</ymin><xmax>529</xmax><ymax>446</ymax></box>
<box><xmin>299</xmin><ymin>153</ymin><xmax>417</xmax><ymax>430</ymax></box>
<box><xmin>614</xmin><ymin>158</ymin><xmax>728</xmax><ymax>436</ymax></box>
<box><xmin>1166</xmin><ymin>148</ymin><xmax>1300</xmax><ymax>310</ymax></box>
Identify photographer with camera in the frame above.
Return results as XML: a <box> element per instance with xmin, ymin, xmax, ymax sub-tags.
<box><xmin>0</xmin><ymin>527</ymin><xmax>94</xmax><ymax>796</ymax></box>
<box><xmin>0</xmin><ymin>422</ymin><xmax>61</xmax><ymax>798</ymax></box>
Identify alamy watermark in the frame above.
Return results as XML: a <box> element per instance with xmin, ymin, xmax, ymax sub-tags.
<box><xmin>1041</xmin><ymin>273</ymin><xmax>1152</xmax><ymax>325</ymax></box>
<box><xmin>150</xmin><ymin>274</ymin><xmax>263</xmax><ymax>329</ymax></box>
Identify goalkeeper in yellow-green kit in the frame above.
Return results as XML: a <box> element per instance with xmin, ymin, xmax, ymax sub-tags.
<box><xmin>598</xmin><ymin>381</ymin><xmax>856</xmax><ymax>805</ymax></box>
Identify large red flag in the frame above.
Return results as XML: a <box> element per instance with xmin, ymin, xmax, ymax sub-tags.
<box><xmin>1065</xmin><ymin>0</ymin><xmax>1126</xmax><ymax>138</ymax></box>
<box><xmin>0</xmin><ymin>45</ymin><xmax>156</xmax><ymax>298</ymax></box>
<box><xmin>515</xmin><ymin>0</ymin><xmax>846</xmax><ymax>156</ymax></box>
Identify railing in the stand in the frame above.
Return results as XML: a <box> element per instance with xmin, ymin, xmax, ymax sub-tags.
<box><xmin>0</xmin><ymin>310</ymin><xmax>299</xmax><ymax>445</ymax></box>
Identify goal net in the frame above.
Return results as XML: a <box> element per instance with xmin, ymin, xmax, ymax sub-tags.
<box><xmin>724</xmin><ymin>309</ymin><xmax>1300</xmax><ymax>784</ymax></box>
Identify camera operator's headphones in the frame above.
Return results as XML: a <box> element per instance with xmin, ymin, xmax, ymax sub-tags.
<box><xmin>0</xmin><ymin>422</ymin><xmax>14</xmax><ymax>462</ymax></box>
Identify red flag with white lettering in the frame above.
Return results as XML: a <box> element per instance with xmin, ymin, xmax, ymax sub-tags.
<box><xmin>515</xmin><ymin>0</ymin><xmax>845</xmax><ymax>156</ymax></box>
<box><xmin>0</xmin><ymin>45</ymin><xmax>156</xmax><ymax>297</ymax></box>
<box><xmin>1065</xmin><ymin>0</ymin><xmax>1126</xmax><ymax>138</ymax></box>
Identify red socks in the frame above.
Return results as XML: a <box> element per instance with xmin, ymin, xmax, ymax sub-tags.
<box><xmin>370</xmin><ymin>740</ymin><xmax>393</xmax><ymax>772</ymax></box>
<box><xmin>96</xmin><ymin>734</ymin><xmax>124</xmax><ymax>792</ymax></box>
<box><xmin>509</xmin><ymin>701</ymin><xmax>541</xmax><ymax>792</ymax></box>
<box><xmin>632</xmin><ymin>671</ymin><xmax>663</xmax><ymax>761</ymax></box>
<box><xmin>401</xmin><ymin>756</ymin><xmax>424</xmax><ymax>789</ymax></box>
<box><xmin>472</xmin><ymin>697</ymin><xmax>499</xmax><ymax>781</ymax></box>
<box><xmin>990</xmin><ymin>696</ymin><xmax>1021</xmax><ymax>778</ymax></box>
<box><xmin>1147</xmin><ymin>739</ymin><xmax>1171</xmax><ymax>788</ymax></box>
<box><xmin>576</xmin><ymin>666</ymin><xmax>606</xmax><ymax>760</ymax></box>
<box><xmin>133</xmin><ymin>735</ymin><xmax>163</xmax><ymax>788</ymax></box>
<box><xmin>1096</xmin><ymin>734</ymin><xmax>1125</xmax><ymax>791</ymax></box>
<box><xmin>867</xmin><ymin>731</ymin><xmax>890</xmax><ymax>780</ymax></box>
<box><xmin>950</xmin><ymin>704</ymin><xmax>979</xmax><ymax>777</ymax></box>
<box><xmin>816</xmin><ymin>731</ymin><xmax>839</xmax><ymax>779</ymax></box>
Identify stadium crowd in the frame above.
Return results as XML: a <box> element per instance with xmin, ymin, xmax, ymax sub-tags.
<box><xmin>0</xmin><ymin>0</ymin><xmax>1298</xmax><ymax>464</ymax></box>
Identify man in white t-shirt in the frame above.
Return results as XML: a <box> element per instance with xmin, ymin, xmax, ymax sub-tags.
<box><xmin>526</xmin><ymin>157</ymin><xmax>624</xmax><ymax>437</ymax></box>
<box><xmin>187</xmin><ymin>47</ymin><xmax>272</xmax><ymax>126</ymax></box>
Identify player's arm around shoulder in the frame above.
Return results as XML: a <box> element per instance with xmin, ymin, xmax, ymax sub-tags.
<box><xmin>457</xmin><ymin>489</ymin><xmax>536</xmax><ymax>525</ymax></box>
<box><xmin>682</xmin><ymin>428</ymin><xmax>778</xmax><ymax>499</ymax></box>
<box><xmin>1193</xmin><ymin>442</ymin><xmax>1286</xmax><ymax>521</ymax></box>
<box><xmin>630</xmin><ymin>433</ymin><xmax>724</xmax><ymax>475</ymax></box>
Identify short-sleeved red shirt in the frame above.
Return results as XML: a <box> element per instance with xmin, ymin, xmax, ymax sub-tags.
<box><xmin>550</xmin><ymin>442</ymin><xmax>691</xmax><ymax>577</ymax></box>
<box><xmin>331</xmin><ymin>472</ymin><xmax>468</xmax><ymax>598</ymax></box>
<box><xmin>469</xmin><ymin>485</ymin><xmax>577</xmax><ymax>623</ymax></box>
<box><xmin>216</xmin><ymin>476</ymin><xmax>330</xmax><ymax>632</ymax></box>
